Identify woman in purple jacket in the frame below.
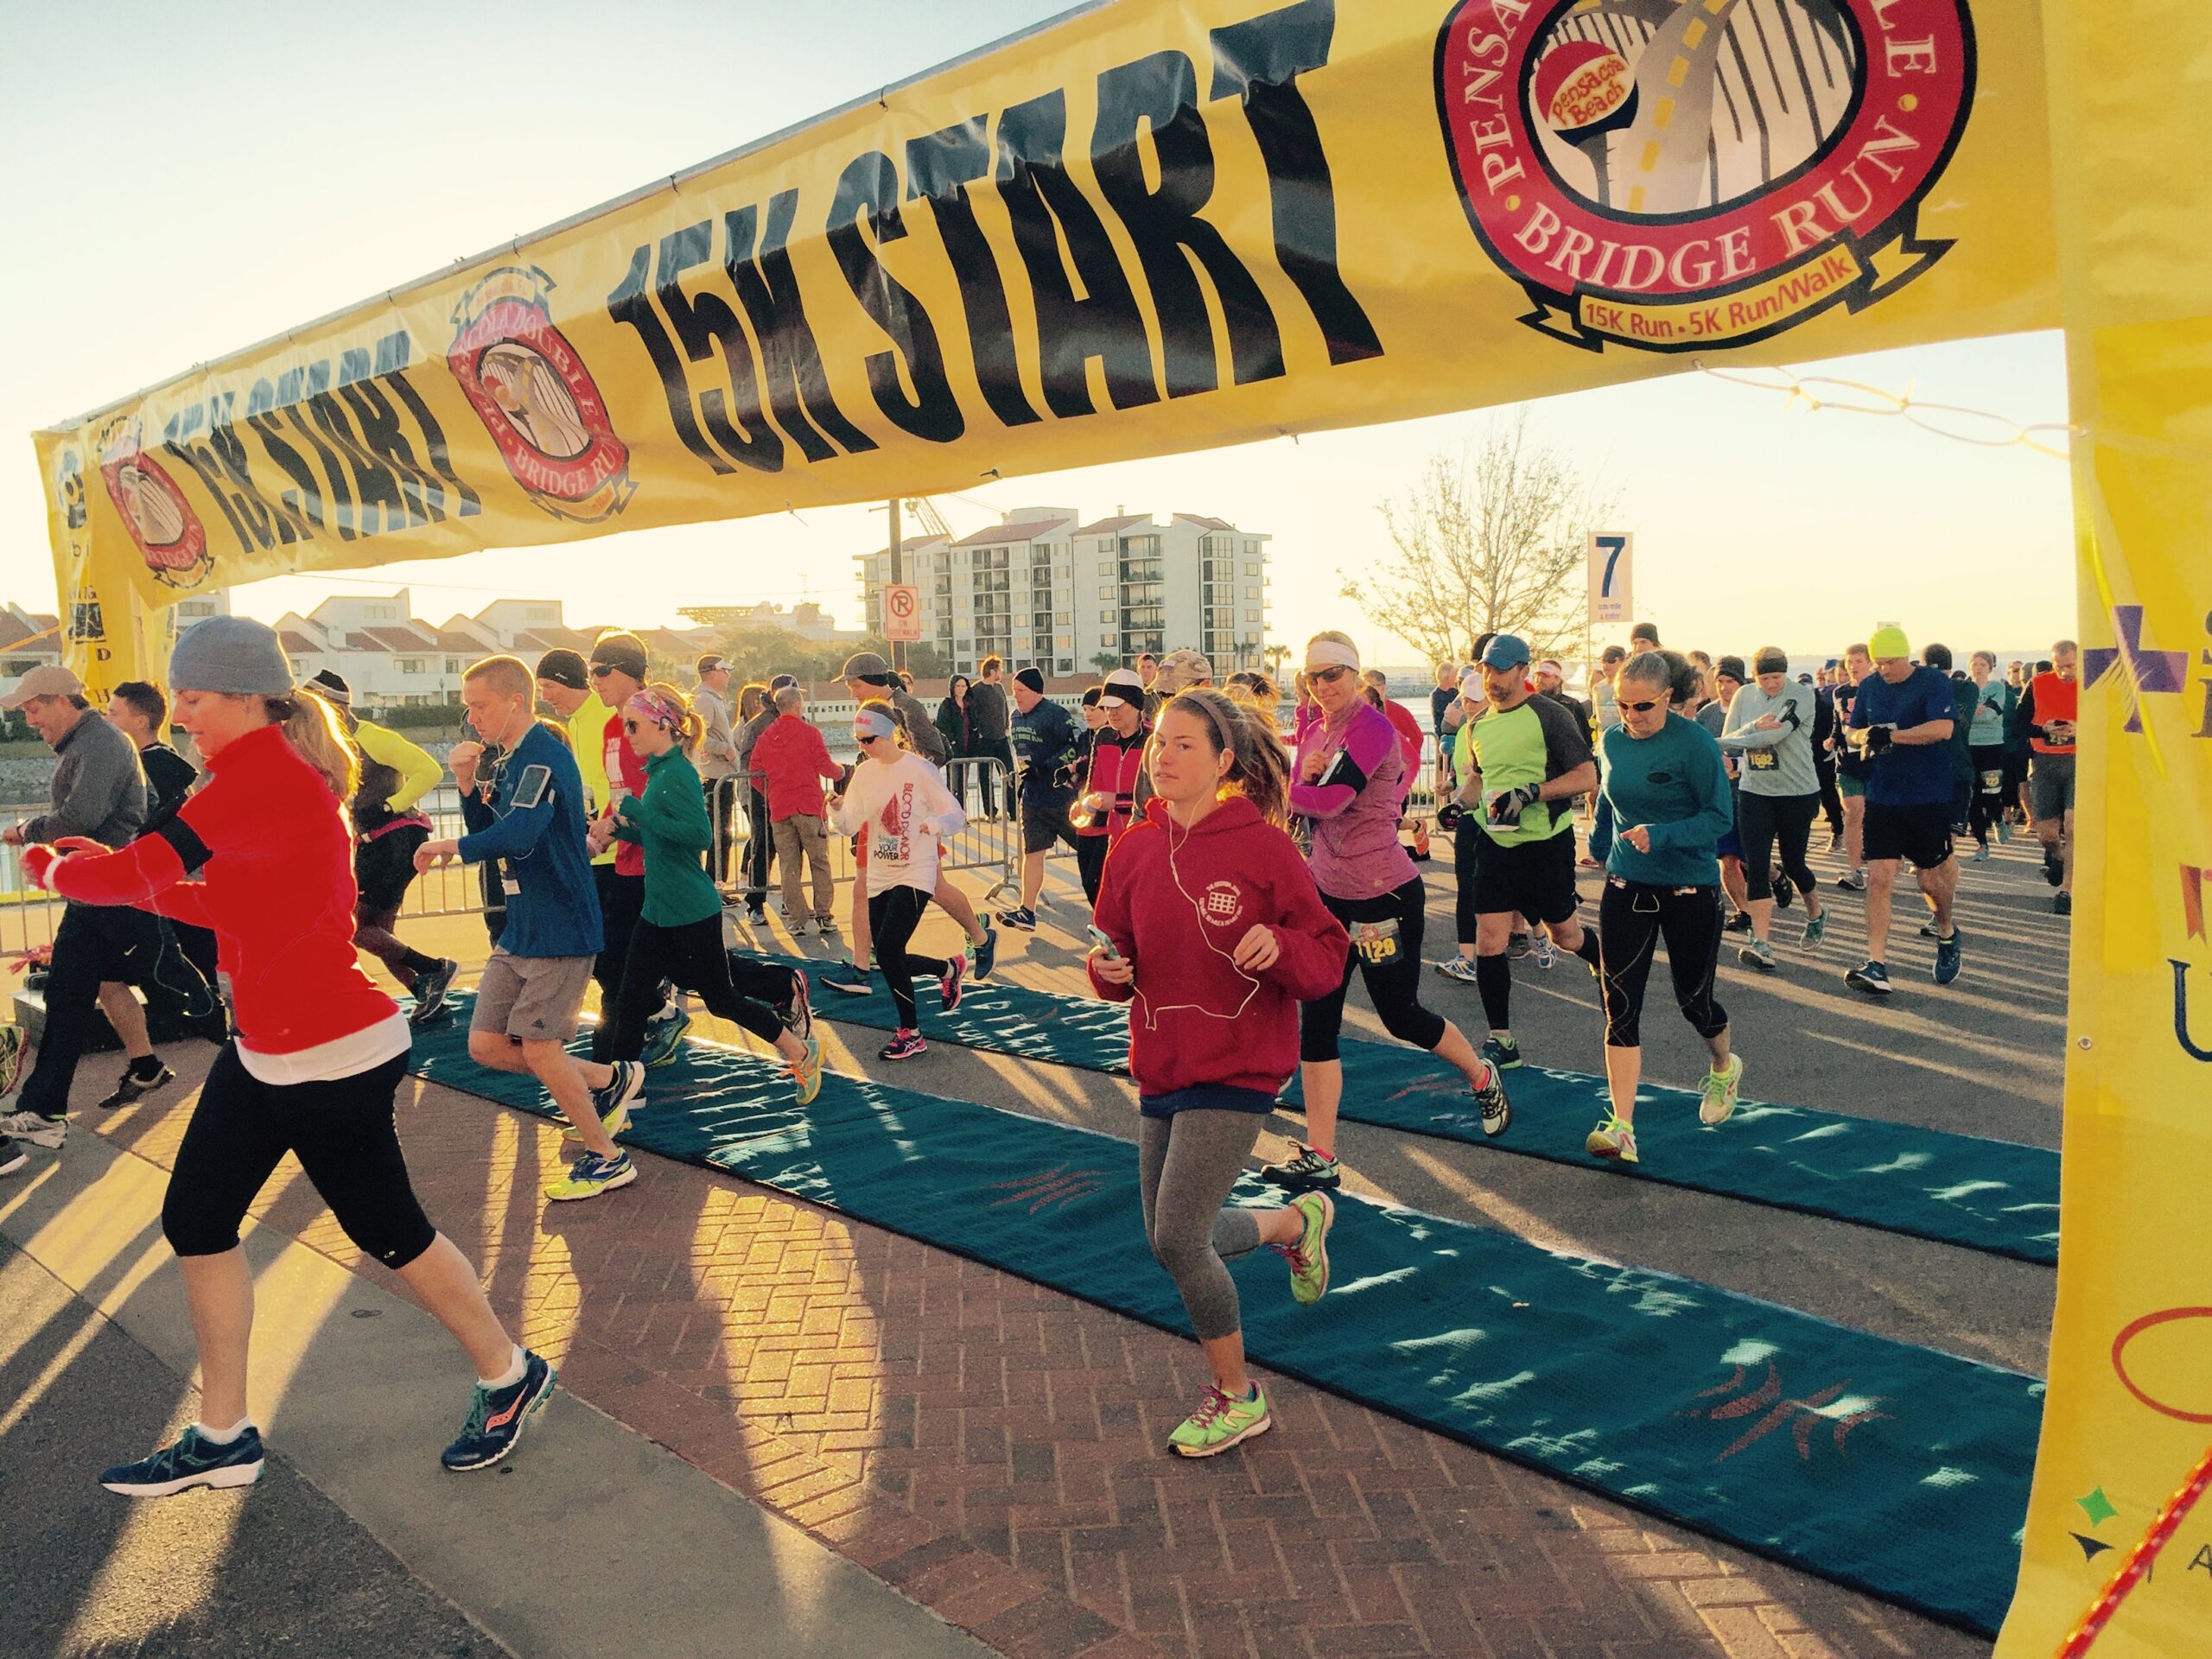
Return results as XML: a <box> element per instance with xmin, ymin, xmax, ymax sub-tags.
<box><xmin>1263</xmin><ymin>632</ymin><xmax>1510</xmax><ymax>1192</ymax></box>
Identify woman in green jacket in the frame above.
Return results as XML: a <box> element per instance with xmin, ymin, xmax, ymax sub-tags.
<box><xmin>593</xmin><ymin>683</ymin><xmax>822</xmax><ymax>1103</ymax></box>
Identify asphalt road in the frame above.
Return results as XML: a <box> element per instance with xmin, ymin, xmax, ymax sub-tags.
<box><xmin>0</xmin><ymin>1237</ymin><xmax>499</xmax><ymax>1659</ymax></box>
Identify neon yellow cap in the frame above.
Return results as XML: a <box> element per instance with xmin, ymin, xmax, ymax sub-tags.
<box><xmin>1869</xmin><ymin>625</ymin><xmax>1910</xmax><ymax>660</ymax></box>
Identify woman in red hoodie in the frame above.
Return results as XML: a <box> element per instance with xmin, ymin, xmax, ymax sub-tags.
<box><xmin>25</xmin><ymin>617</ymin><xmax>550</xmax><ymax>1497</ymax></box>
<box><xmin>1087</xmin><ymin>688</ymin><xmax>1349</xmax><ymax>1459</ymax></box>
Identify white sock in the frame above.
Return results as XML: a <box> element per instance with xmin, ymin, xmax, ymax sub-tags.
<box><xmin>480</xmin><ymin>1344</ymin><xmax>527</xmax><ymax>1389</ymax></box>
<box><xmin>196</xmin><ymin>1416</ymin><xmax>252</xmax><ymax>1445</ymax></box>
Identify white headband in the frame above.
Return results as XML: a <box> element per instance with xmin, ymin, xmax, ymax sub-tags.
<box><xmin>1305</xmin><ymin>638</ymin><xmax>1360</xmax><ymax>673</ymax></box>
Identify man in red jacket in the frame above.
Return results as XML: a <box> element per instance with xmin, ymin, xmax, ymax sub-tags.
<box><xmin>749</xmin><ymin>685</ymin><xmax>846</xmax><ymax>935</ymax></box>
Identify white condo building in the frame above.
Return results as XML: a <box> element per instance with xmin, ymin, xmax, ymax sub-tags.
<box><xmin>855</xmin><ymin>508</ymin><xmax>1271</xmax><ymax>677</ymax></box>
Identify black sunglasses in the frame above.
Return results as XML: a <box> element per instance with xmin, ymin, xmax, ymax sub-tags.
<box><xmin>1308</xmin><ymin>664</ymin><xmax>1354</xmax><ymax>684</ymax></box>
<box><xmin>1620</xmin><ymin>698</ymin><xmax>1665</xmax><ymax>713</ymax></box>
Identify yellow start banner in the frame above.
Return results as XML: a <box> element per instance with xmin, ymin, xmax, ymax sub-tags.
<box><xmin>1994</xmin><ymin>2</ymin><xmax>2212</xmax><ymax>1655</ymax></box>
<box><xmin>34</xmin><ymin>0</ymin><xmax>2057</xmax><ymax>702</ymax></box>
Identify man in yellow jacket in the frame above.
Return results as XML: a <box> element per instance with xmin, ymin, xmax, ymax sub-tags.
<box><xmin>305</xmin><ymin>671</ymin><xmax>459</xmax><ymax>1026</ymax></box>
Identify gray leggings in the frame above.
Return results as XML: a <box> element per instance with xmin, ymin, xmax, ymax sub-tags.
<box><xmin>1139</xmin><ymin>1110</ymin><xmax>1267</xmax><ymax>1342</ymax></box>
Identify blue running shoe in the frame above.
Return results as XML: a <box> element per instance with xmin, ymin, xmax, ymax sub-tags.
<box><xmin>1001</xmin><ymin>906</ymin><xmax>1038</xmax><ymax>931</ymax></box>
<box><xmin>1844</xmin><ymin>959</ymin><xmax>1893</xmax><ymax>995</ymax></box>
<box><xmin>442</xmin><ymin>1351</ymin><xmax>556</xmax><ymax>1471</ymax></box>
<box><xmin>101</xmin><ymin>1425</ymin><xmax>264</xmax><ymax>1497</ymax></box>
<box><xmin>547</xmin><ymin>1149</ymin><xmax>636</xmax><ymax>1201</ymax></box>
<box><xmin>1933</xmin><ymin>929</ymin><xmax>1964</xmax><ymax>986</ymax></box>
<box><xmin>971</xmin><ymin>924</ymin><xmax>999</xmax><ymax>981</ymax></box>
<box><xmin>566</xmin><ymin>1059</ymin><xmax>645</xmax><ymax>1143</ymax></box>
<box><xmin>821</xmin><ymin>961</ymin><xmax>872</xmax><ymax>996</ymax></box>
<box><xmin>639</xmin><ymin>1006</ymin><xmax>691</xmax><ymax>1067</ymax></box>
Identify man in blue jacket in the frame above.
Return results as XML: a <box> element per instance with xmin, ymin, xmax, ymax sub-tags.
<box><xmin>415</xmin><ymin>655</ymin><xmax>641</xmax><ymax>1204</ymax></box>
<box><xmin>1842</xmin><ymin>627</ymin><xmax>1964</xmax><ymax>996</ymax></box>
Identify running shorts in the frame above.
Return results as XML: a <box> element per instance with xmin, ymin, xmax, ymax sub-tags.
<box><xmin>1021</xmin><ymin>792</ymin><xmax>1082</xmax><ymax>856</ymax></box>
<box><xmin>2030</xmin><ymin>753</ymin><xmax>2076</xmax><ymax>820</ymax></box>
<box><xmin>1471</xmin><ymin>830</ymin><xmax>1580</xmax><ymax>926</ymax></box>
<box><xmin>470</xmin><ymin>949</ymin><xmax>595</xmax><ymax>1041</ymax></box>
<box><xmin>1862</xmin><ymin>801</ymin><xmax>1954</xmax><ymax>868</ymax></box>
<box><xmin>354</xmin><ymin>824</ymin><xmax>429</xmax><ymax>912</ymax></box>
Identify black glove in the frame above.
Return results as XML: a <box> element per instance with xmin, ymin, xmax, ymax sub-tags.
<box><xmin>1435</xmin><ymin>801</ymin><xmax>1463</xmax><ymax>833</ymax></box>
<box><xmin>1488</xmin><ymin>783</ymin><xmax>1543</xmax><ymax>826</ymax></box>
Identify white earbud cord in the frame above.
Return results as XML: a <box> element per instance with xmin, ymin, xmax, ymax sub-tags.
<box><xmin>1131</xmin><ymin>803</ymin><xmax>1262</xmax><ymax>1033</ymax></box>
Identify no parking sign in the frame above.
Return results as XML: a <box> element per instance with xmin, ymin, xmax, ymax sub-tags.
<box><xmin>883</xmin><ymin>582</ymin><xmax>921</xmax><ymax>644</ymax></box>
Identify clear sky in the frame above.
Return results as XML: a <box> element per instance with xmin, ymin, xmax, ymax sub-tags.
<box><xmin>0</xmin><ymin>0</ymin><xmax>2075</xmax><ymax>664</ymax></box>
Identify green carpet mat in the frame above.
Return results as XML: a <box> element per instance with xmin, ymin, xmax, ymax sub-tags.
<box><xmin>409</xmin><ymin>995</ymin><xmax>2036</xmax><ymax>1635</ymax></box>
<box><xmin>772</xmin><ymin>957</ymin><xmax>2060</xmax><ymax>1264</ymax></box>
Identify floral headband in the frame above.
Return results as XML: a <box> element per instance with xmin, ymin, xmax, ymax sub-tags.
<box><xmin>627</xmin><ymin>689</ymin><xmax>686</xmax><ymax>732</ymax></box>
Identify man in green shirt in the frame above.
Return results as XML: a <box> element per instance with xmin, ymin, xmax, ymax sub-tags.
<box><xmin>1454</xmin><ymin>634</ymin><xmax>1600</xmax><ymax>1072</ymax></box>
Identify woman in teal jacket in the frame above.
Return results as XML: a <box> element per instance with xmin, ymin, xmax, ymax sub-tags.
<box><xmin>592</xmin><ymin>683</ymin><xmax>822</xmax><ymax>1103</ymax></box>
<box><xmin>1586</xmin><ymin>651</ymin><xmax>1742</xmax><ymax>1166</ymax></box>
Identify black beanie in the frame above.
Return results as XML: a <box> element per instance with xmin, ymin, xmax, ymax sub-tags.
<box><xmin>1014</xmin><ymin>666</ymin><xmax>1046</xmax><ymax>695</ymax></box>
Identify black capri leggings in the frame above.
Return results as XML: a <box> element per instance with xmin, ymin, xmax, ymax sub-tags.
<box><xmin>1597</xmin><ymin>879</ymin><xmax>1728</xmax><ymax>1050</ymax></box>
<box><xmin>1968</xmin><ymin>743</ymin><xmax>2007</xmax><ymax>844</ymax></box>
<box><xmin>868</xmin><ymin>884</ymin><xmax>950</xmax><ymax>1030</ymax></box>
<box><xmin>1736</xmin><ymin>791</ymin><xmax>1821</xmax><ymax>903</ymax></box>
<box><xmin>611</xmin><ymin>913</ymin><xmax>787</xmax><ymax>1059</ymax></box>
<box><xmin>164</xmin><ymin>1045</ymin><xmax>434</xmax><ymax>1269</ymax></box>
<box><xmin>1300</xmin><ymin>876</ymin><xmax>1449</xmax><ymax>1063</ymax></box>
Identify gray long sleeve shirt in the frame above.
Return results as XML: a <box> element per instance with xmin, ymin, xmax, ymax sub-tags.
<box><xmin>27</xmin><ymin>709</ymin><xmax>147</xmax><ymax>848</ymax></box>
<box><xmin>1718</xmin><ymin>680</ymin><xmax>1821</xmax><ymax>798</ymax></box>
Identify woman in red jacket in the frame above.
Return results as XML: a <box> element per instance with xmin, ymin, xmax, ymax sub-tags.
<box><xmin>1086</xmin><ymin>688</ymin><xmax>1350</xmax><ymax>1459</ymax></box>
<box><xmin>26</xmin><ymin>618</ymin><xmax>551</xmax><ymax>1497</ymax></box>
<box><xmin>1071</xmin><ymin>668</ymin><xmax>1152</xmax><ymax>906</ymax></box>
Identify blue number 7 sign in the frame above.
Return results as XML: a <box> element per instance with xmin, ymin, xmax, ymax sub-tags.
<box><xmin>1596</xmin><ymin>536</ymin><xmax>1627</xmax><ymax>595</ymax></box>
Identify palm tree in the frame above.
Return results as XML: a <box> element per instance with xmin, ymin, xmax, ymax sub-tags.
<box><xmin>1090</xmin><ymin>650</ymin><xmax>1122</xmax><ymax>676</ymax></box>
<box><xmin>1262</xmin><ymin>643</ymin><xmax>1290</xmax><ymax>681</ymax></box>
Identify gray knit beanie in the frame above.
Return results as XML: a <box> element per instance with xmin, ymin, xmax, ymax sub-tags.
<box><xmin>169</xmin><ymin>615</ymin><xmax>294</xmax><ymax>696</ymax></box>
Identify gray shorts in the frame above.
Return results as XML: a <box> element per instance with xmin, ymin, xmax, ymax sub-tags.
<box><xmin>2029</xmin><ymin>753</ymin><xmax>2075</xmax><ymax>821</ymax></box>
<box><xmin>469</xmin><ymin>950</ymin><xmax>594</xmax><ymax>1042</ymax></box>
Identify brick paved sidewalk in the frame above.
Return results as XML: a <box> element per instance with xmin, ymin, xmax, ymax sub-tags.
<box><xmin>81</xmin><ymin>1046</ymin><xmax>1985</xmax><ymax>1659</ymax></box>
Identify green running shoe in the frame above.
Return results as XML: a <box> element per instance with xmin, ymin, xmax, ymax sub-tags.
<box><xmin>1275</xmin><ymin>1191</ymin><xmax>1334</xmax><ymax>1306</ymax></box>
<box><xmin>791</xmin><ymin>1035</ymin><xmax>823</xmax><ymax>1106</ymax></box>
<box><xmin>1586</xmin><ymin>1115</ymin><xmax>1639</xmax><ymax>1164</ymax></box>
<box><xmin>1700</xmin><ymin>1052</ymin><xmax>1744</xmax><ymax>1126</ymax></box>
<box><xmin>1801</xmin><ymin>909</ymin><xmax>1828</xmax><ymax>948</ymax></box>
<box><xmin>1167</xmin><ymin>1383</ymin><xmax>1272</xmax><ymax>1458</ymax></box>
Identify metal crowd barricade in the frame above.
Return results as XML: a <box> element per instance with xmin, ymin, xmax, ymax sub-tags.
<box><xmin>711</xmin><ymin>755</ymin><xmax>1020</xmax><ymax>914</ymax></box>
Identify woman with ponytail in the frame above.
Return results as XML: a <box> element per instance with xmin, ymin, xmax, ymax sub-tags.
<box><xmin>1276</xmin><ymin>632</ymin><xmax>1510</xmax><ymax>1192</ymax></box>
<box><xmin>1085</xmin><ymin>689</ymin><xmax>1349</xmax><ymax>1458</ymax></box>
<box><xmin>25</xmin><ymin>618</ymin><xmax>553</xmax><ymax>1495</ymax></box>
<box><xmin>589</xmin><ymin>683</ymin><xmax>823</xmax><ymax>1101</ymax></box>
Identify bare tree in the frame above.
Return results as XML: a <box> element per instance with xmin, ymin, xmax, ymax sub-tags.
<box><xmin>1343</xmin><ymin>414</ymin><xmax>1617</xmax><ymax>664</ymax></box>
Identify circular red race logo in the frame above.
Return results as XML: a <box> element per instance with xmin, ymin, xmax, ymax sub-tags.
<box><xmin>448</xmin><ymin>265</ymin><xmax>635</xmax><ymax>524</ymax></box>
<box><xmin>1435</xmin><ymin>0</ymin><xmax>1974</xmax><ymax>352</ymax></box>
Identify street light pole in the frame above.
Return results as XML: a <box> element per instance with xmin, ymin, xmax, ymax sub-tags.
<box><xmin>887</xmin><ymin>496</ymin><xmax>906</xmax><ymax>673</ymax></box>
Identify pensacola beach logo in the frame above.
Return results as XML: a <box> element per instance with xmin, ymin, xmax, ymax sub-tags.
<box><xmin>93</xmin><ymin>416</ymin><xmax>213</xmax><ymax>588</ymax></box>
<box><xmin>448</xmin><ymin>265</ymin><xmax>635</xmax><ymax>524</ymax></box>
<box><xmin>1435</xmin><ymin>0</ymin><xmax>1974</xmax><ymax>352</ymax></box>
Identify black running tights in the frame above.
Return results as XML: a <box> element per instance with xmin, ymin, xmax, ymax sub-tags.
<box><xmin>868</xmin><ymin>885</ymin><xmax>949</xmax><ymax>1030</ymax></box>
<box><xmin>1736</xmin><ymin>791</ymin><xmax>1820</xmax><ymax>904</ymax></box>
<box><xmin>1597</xmin><ymin>880</ymin><xmax>1728</xmax><ymax>1050</ymax></box>
<box><xmin>611</xmin><ymin>914</ymin><xmax>786</xmax><ymax>1060</ymax></box>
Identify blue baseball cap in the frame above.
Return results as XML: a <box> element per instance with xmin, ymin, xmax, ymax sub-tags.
<box><xmin>1478</xmin><ymin>633</ymin><xmax>1530</xmax><ymax>670</ymax></box>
